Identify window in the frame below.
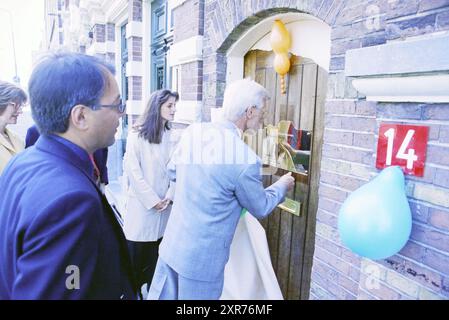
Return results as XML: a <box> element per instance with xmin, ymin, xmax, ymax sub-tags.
<box><xmin>157</xmin><ymin>13</ymin><xmax>165</xmax><ymax>32</ymax></box>
<box><xmin>156</xmin><ymin>65</ymin><xmax>165</xmax><ymax>90</ymax></box>
<box><xmin>151</xmin><ymin>1</ymin><xmax>169</xmax><ymax>91</ymax></box>
<box><xmin>153</xmin><ymin>3</ymin><xmax>166</xmax><ymax>39</ymax></box>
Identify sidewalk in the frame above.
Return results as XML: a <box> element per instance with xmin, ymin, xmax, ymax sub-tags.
<box><xmin>105</xmin><ymin>178</ymin><xmax>126</xmax><ymax>217</ymax></box>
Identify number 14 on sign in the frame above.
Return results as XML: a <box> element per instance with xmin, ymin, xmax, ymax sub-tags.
<box><xmin>376</xmin><ymin>124</ymin><xmax>429</xmax><ymax>177</ymax></box>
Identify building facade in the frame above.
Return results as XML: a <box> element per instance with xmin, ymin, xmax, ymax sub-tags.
<box><xmin>47</xmin><ymin>0</ymin><xmax>203</xmax><ymax>181</ymax></box>
<box><xmin>56</xmin><ymin>0</ymin><xmax>449</xmax><ymax>300</ymax></box>
<box><xmin>43</xmin><ymin>0</ymin><xmax>63</xmax><ymax>50</ymax></box>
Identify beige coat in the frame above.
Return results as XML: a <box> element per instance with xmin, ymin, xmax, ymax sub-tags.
<box><xmin>0</xmin><ymin>128</ymin><xmax>24</xmax><ymax>175</ymax></box>
<box><xmin>123</xmin><ymin>129</ymin><xmax>176</xmax><ymax>242</ymax></box>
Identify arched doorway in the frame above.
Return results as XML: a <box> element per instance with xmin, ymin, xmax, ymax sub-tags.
<box><xmin>225</xmin><ymin>13</ymin><xmax>330</xmax><ymax>299</ymax></box>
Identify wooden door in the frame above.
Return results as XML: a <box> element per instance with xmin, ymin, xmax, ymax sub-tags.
<box><xmin>244</xmin><ymin>50</ymin><xmax>327</xmax><ymax>300</ymax></box>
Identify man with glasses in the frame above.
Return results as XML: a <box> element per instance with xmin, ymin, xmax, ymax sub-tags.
<box><xmin>0</xmin><ymin>52</ymin><xmax>137</xmax><ymax>299</ymax></box>
<box><xmin>25</xmin><ymin>124</ymin><xmax>110</xmax><ymax>191</ymax></box>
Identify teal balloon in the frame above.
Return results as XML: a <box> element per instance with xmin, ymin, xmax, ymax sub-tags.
<box><xmin>338</xmin><ymin>166</ymin><xmax>412</xmax><ymax>260</ymax></box>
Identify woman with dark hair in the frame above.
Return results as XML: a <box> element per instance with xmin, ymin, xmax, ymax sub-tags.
<box><xmin>0</xmin><ymin>81</ymin><xmax>27</xmax><ymax>175</ymax></box>
<box><xmin>123</xmin><ymin>89</ymin><xmax>179</xmax><ymax>296</ymax></box>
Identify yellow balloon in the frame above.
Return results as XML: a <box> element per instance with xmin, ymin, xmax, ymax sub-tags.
<box><xmin>274</xmin><ymin>53</ymin><xmax>290</xmax><ymax>75</ymax></box>
<box><xmin>270</xmin><ymin>20</ymin><xmax>291</xmax><ymax>53</ymax></box>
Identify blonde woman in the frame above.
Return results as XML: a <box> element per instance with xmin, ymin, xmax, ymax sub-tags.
<box><xmin>123</xmin><ymin>89</ymin><xmax>178</xmax><ymax>296</ymax></box>
<box><xmin>0</xmin><ymin>81</ymin><xmax>27</xmax><ymax>175</ymax></box>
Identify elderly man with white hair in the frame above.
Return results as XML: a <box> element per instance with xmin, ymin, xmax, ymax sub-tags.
<box><xmin>148</xmin><ymin>78</ymin><xmax>295</xmax><ymax>300</ymax></box>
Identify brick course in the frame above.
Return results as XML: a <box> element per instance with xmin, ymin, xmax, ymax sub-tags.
<box><xmin>130</xmin><ymin>0</ymin><xmax>142</xmax><ymax>22</ymax></box>
<box><xmin>93</xmin><ymin>24</ymin><xmax>105</xmax><ymax>43</ymax></box>
<box><xmin>174</xmin><ymin>0</ymin><xmax>204</xmax><ymax>42</ymax></box>
<box><xmin>173</xmin><ymin>0</ymin><xmax>204</xmax><ymax>106</ymax></box>
<box><xmin>106</xmin><ymin>23</ymin><xmax>115</xmax><ymax>42</ymax></box>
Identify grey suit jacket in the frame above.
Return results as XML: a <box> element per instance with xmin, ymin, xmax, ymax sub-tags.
<box><xmin>159</xmin><ymin>121</ymin><xmax>288</xmax><ymax>282</ymax></box>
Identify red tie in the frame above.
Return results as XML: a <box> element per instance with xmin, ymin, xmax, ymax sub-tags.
<box><xmin>89</xmin><ymin>154</ymin><xmax>101</xmax><ymax>184</ymax></box>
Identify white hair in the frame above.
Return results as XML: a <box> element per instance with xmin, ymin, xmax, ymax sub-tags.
<box><xmin>222</xmin><ymin>78</ymin><xmax>269</xmax><ymax>122</ymax></box>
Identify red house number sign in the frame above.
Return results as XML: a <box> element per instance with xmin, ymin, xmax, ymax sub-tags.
<box><xmin>376</xmin><ymin>124</ymin><xmax>429</xmax><ymax>177</ymax></box>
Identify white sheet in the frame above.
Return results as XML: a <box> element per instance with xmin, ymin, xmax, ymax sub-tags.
<box><xmin>220</xmin><ymin>213</ymin><xmax>283</xmax><ymax>300</ymax></box>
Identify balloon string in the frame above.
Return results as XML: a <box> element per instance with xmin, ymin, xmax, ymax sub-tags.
<box><xmin>280</xmin><ymin>75</ymin><xmax>286</xmax><ymax>94</ymax></box>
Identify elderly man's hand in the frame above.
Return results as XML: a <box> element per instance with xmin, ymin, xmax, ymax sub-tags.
<box><xmin>279</xmin><ymin>172</ymin><xmax>295</xmax><ymax>192</ymax></box>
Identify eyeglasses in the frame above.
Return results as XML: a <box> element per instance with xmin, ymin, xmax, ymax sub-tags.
<box><xmin>9</xmin><ymin>102</ymin><xmax>27</xmax><ymax>110</ymax></box>
<box><xmin>94</xmin><ymin>99</ymin><xmax>126</xmax><ymax>113</ymax></box>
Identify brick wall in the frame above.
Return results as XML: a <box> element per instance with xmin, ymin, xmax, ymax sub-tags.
<box><xmin>127</xmin><ymin>0</ymin><xmax>143</xmax><ymax>101</ymax></box>
<box><xmin>173</xmin><ymin>0</ymin><xmax>205</xmax><ymax>111</ymax></box>
<box><xmin>316</xmin><ymin>99</ymin><xmax>449</xmax><ymax>300</ymax></box>
<box><xmin>105</xmin><ymin>22</ymin><xmax>116</xmax><ymax>67</ymax></box>
<box><xmin>202</xmin><ymin>0</ymin><xmax>449</xmax><ymax>300</ymax></box>
<box><xmin>130</xmin><ymin>0</ymin><xmax>142</xmax><ymax>21</ymax></box>
<box><xmin>93</xmin><ymin>24</ymin><xmax>105</xmax><ymax>43</ymax></box>
<box><xmin>129</xmin><ymin>76</ymin><xmax>142</xmax><ymax>101</ymax></box>
<box><xmin>128</xmin><ymin>37</ymin><xmax>142</xmax><ymax>62</ymax></box>
<box><xmin>313</xmin><ymin>0</ymin><xmax>449</xmax><ymax>300</ymax></box>
<box><xmin>106</xmin><ymin>23</ymin><xmax>115</xmax><ymax>42</ymax></box>
<box><xmin>173</xmin><ymin>0</ymin><xmax>204</xmax><ymax>42</ymax></box>
<box><xmin>180</xmin><ymin>61</ymin><xmax>203</xmax><ymax>100</ymax></box>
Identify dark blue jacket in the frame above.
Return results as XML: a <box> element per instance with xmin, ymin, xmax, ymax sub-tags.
<box><xmin>25</xmin><ymin>125</ymin><xmax>109</xmax><ymax>184</ymax></box>
<box><xmin>0</xmin><ymin>135</ymin><xmax>137</xmax><ymax>299</ymax></box>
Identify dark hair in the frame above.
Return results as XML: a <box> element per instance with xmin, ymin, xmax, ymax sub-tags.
<box><xmin>135</xmin><ymin>89</ymin><xmax>179</xmax><ymax>144</ymax></box>
<box><xmin>0</xmin><ymin>81</ymin><xmax>27</xmax><ymax>116</ymax></box>
<box><xmin>28</xmin><ymin>51</ymin><xmax>115</xmax><ymax>135</ymax></box>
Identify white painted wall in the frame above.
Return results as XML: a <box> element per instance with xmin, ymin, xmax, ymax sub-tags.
<box><xmin>168</xmin><ymin>35</ymin><xmax>203</xmax><ymax>66</ymax></box>
<box><xmin>226</xmin><ymin>12</ymin><xmax>331</xmax><ymax>85</ymax></box>
<box><xmin>251</xmin><ymin>19</ymin><xmax>331</xmax><ymax>71</ymax></box>
<box><xmin>220</xmin><ymin>12</ymin><xmax>331</xmax><ymax>121</ymax></box>
<box><xmin>169</xmin><ymin>0</ymin><xmax>188</xmax><ymax>10</ymax></box>
<box><xmin>352</xmin><ymin>75</ymin><xmax>449</xmax><ymax>103</ymax></box>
